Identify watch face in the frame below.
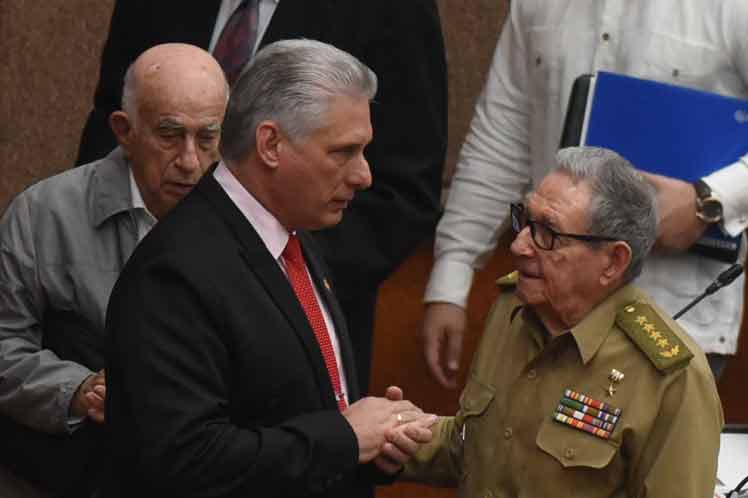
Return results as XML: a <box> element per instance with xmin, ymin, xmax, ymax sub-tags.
<box><xmin>702</xmin><ymin>199</ymin><xmax>722</xmax><ymax>219</ymax></box>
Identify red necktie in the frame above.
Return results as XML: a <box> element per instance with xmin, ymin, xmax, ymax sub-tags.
<box><xmin>282</xmin><ymin>235</ymin><xmax>347</xmax><ymax>410</ymax></box>
<box><xmin>212</xmin><ymin>0</ymin><xmax>259</xmax><ymax>86</ymax></box>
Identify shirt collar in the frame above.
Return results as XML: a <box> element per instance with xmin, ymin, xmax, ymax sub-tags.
<box><xmin>213</xmin><ymin>161</ymin><xmax>289</xmax><ymax>259</ymax></box>
<box><xmin>512</xmin><ymin>284</ymin><xmax>641</xmax><ymax>364</ymax></box>
<box><xmin>129</xmin><ymin>168</ymin><xmax>156</xmax><ymax>217</ymax></box>
<box><xmin>89</xmin><ymin>147</ymin><xmax>136</xmax><ymax>228</ymax></box>
<box><xmin>567</xmin><ymin>284</ymin><xmax>641</xmax><ymax>364</ymax></box>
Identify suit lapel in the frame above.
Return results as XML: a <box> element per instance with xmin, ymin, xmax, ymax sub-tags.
<box><xmin>195</xmin><ymin>172</ymin><xmax>339</xmax><ymax>409</ymax></box>
<box><xmin>297</xmin><ymin>232</ymin><xmax>361</xmax><ymax>402</ymax></box>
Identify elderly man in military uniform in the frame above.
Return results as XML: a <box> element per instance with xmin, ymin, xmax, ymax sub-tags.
<box><xmin>404</xmin><ymin>146</ymin><xmax>723</xmax><ymax>497</ymax></box>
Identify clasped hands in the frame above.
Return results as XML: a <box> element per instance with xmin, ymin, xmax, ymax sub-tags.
<box><xmin>70</xmin><ymin>369</ymin><xmax>106</xmax><ymax>423</ymax></box>
<box><xmin>343</xmin><ymin>385</ymin><xmax>437</xmax><ymax>475</ymax></box>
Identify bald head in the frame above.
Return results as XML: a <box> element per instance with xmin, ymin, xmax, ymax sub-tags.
<box><xmin>111</xmin><ymin>43</ymin><xmax>229</xmax><ymax>220</ymax></box>
<box><xmin>122</xmin><ymin>43</ymin><xmax>228</xmax><ymax>122</ymax></box>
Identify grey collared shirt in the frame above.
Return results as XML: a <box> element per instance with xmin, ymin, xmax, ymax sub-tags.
<box><xmin>0</xmin><ymin>148</ymin><xmax>143</xmax><ymax>433</ymax></box>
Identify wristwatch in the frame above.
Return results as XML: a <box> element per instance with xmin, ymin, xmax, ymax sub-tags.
<box><xmin>693</xmin><ymin>179</ymin><xmax>723</xmax><ymax>224</ymax></box>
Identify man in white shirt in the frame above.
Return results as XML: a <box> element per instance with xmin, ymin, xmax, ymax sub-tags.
<box><xmin>422</xmin><ymin>0</ymin><xmax>748</xmax><ymax>387</ymax></box>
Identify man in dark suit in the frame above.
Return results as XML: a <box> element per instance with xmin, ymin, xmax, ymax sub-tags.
<box><xmin>104</xmin><ymin>40</ymin><xmax>436</xmax><ymax>498</ymax></box>
<box><xmin>81</xmin><ymin>0</ymin><xmax>448</xmax><ymax>393</ymax></box>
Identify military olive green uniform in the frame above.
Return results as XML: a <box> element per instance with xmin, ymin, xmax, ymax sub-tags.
<box><xmin>405</xmin><ymin>275</ymin><xmax>723</xmax><ymax>497</ymax></box>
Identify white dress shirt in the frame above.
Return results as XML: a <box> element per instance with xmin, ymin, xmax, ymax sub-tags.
<box><xmin>427</xmin><ymin>0</ymin><xmax>748</xmax><ymax>354</ymax></box>
<box><xmin>213</xmin><ymin>162</ymin><xmax>349</xmax><ymax>402</ymax></box>
<box><xmin>129</xmin><ymin>169</ymin><xmax>157</xmax><ymax>242</ymax></box>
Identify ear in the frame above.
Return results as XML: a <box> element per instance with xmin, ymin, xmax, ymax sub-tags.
<box><xmin>110</xmin><ymin>111</ymin><xmax>134</xmax><ymax>147</ymax></box>
<box><xmin>600</xmin><ymin>241</ymin><xmax>632</xmax><ymax>287</ymax></box>
<box><xmin>255</xmin><ymin>121</ymin><xmax>283</xmax><ymax>169</ymax></box>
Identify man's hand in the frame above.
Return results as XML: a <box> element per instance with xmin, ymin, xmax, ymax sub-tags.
<box><xmin>372</xmin><ymin>386</ymin><xmax>437</xmax><ymax>474</ymax></box>
<box><xmin>421</xmin><ymin>302</ymin><xmax>467</xmax><ymax>389</ymax></box>
<box><xmin>342</xmin><ymin>387</ymin><xmax>428</xmax><ymax>464</ymax></box>
<box><xmin>70</xmin><ymin>369</ymin><xmax>106</xmax><ymax>423</ymax></box>
<box><xmin>642</xmin><ymin>172</ymin><xmax>708</xmax><ymax>251</ymax></box>
<box><xmin>374</xmin><ymin>414</ymin><xmax>437</xmax><ymax>474</ymax></box>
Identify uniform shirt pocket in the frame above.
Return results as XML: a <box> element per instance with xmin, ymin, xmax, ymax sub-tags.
<box><xmin>459</xmin><ymin>377</ymin><xmax>496</xmax><ymax>417</ymax></box>
<box><xmin>535</xmin><ymin>416</ymin><xmax>619</xmax><ymax>469</ymax></box>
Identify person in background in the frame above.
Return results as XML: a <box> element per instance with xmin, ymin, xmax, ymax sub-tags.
<box><xmin>78</xmin><ymin>0</ymin><xmax>449</xmax><ymax>394</ymax></box>
<box><xmin>0</xmin><ymin>43</ymin><xmax>228</xmax><ymax>497</ymax></box>
<box><xmin>422</xmin><ymin>0</ymin><xmax>748</xmax><ymax>388</ymax></box>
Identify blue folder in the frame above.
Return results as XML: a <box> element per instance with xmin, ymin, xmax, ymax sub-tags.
<box><xmin>561</xmin><ymin>71</ymin><xmax>747</xmax><ymax>263</ymax></box>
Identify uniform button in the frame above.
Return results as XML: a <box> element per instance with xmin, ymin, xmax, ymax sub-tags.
<box><xmin>527</xmin><ymin>369</ymin><xmax>537</xmax><ymax>380</ymax></box>
<box><xmin>672</xmin><ymin>68</ymin><xmax>680</xmax><ymax>78</ymax></box>
<box><xmin>504</xmin><ymin>427</ymin><xmax>513</xmax><ymax>439</ymax></box>
<box><xmin>535</xmin><ymin>55</ymin><xmax>542</xmax><ymax>66</ymax></box>
<box><xmin>719</xmin><ymin>336</ymin><xmax>726</xmax><ymax>343</ymax></box>
<box><xmin>564</xmin><ymin>447</ymin><xmax>575</xmax><ymax>460</ymax></box>
<box><xmin>602</xmin><ymin>32</ymin><xmax>610</xmax><ymax>41</ymax></box>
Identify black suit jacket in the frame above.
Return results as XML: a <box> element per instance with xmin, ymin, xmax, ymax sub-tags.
<box><xmin>80</xmin><ymin>1</ymin><xmax>448</xmax><ymax>390</ymax></box>
<box><xmin>104</xmin><ymin>170</ymin><xmax>382</xmax><ymax>498</ymax></box>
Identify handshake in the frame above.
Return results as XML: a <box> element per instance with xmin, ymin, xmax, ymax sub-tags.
<box><xmin>342</xmin><ymin>386</ymin><xmax>438</xmax><ymax>475</ymax></box>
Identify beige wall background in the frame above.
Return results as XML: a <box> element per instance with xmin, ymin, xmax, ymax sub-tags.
<box><xmin>0</xmin><ymin>1</ymin><xmax>114</xmax><ymax>209</ymax></box>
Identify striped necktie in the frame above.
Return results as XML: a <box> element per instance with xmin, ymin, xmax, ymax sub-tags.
<box><xmin>212</xmin><ymin>0</ymin><xmax>259</xmax><ymax>86</ymax></box>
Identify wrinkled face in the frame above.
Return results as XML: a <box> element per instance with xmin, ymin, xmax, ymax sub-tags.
<box><xmin>510</xmin><ymin>171</ymin><xmax>609</xmax><ymax>325</ymax></box>
<box><xmin>122</xmin><ymin>91</ymin><xmax>226</xmax><ymax>219</ymax></box>
<box><xmin>273</xmin><ymin>95</ymin><xmax>373</xmax><ymax>230</ymax></box>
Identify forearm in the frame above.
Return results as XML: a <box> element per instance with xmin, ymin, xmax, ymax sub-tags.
<box><xmin>702</xmin><ymin>154</ymin><xmax>748</xmax><ymax>236</ymax></box>
<box><xmin>0</xmin><ymin>212</ymin><xmax>94</xmax><ymax>432</ymax></box>
<box><xmin>401</xmin><ymin>416</ymin><xmax>461</xmax><ymax>487</ymax></box>
<box><xmin>0</xmin><ymin>333</ymin><xmax>92</xmax><ymax>433</ymax></box>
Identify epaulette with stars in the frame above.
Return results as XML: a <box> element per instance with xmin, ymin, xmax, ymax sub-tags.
<box><xmin>616</xmin><ymin>301</ymin><xmax>693</xmax><ymax>373</ymax></box>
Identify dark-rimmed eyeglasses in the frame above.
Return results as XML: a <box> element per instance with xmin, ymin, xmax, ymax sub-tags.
<box><xmin>510</xmin><ymin>203</ymin><xmax>618</xmax><ymax>251</ymax></box>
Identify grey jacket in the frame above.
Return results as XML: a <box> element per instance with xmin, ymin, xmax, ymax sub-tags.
<box><xmin>0</xmin><ymin>148</ymin><xmax>139</xmax><ymax>433</ymax></box>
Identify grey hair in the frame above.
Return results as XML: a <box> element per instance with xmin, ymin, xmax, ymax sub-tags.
<box><xmin>220</xmin><ymin>39</ymin><xmax>378</xmax><ymax>162</ymax></box>
<box><xmin>555</xmin><ymin>146</ymin><xmax>658</xmax><ymax>282</ymax></box>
